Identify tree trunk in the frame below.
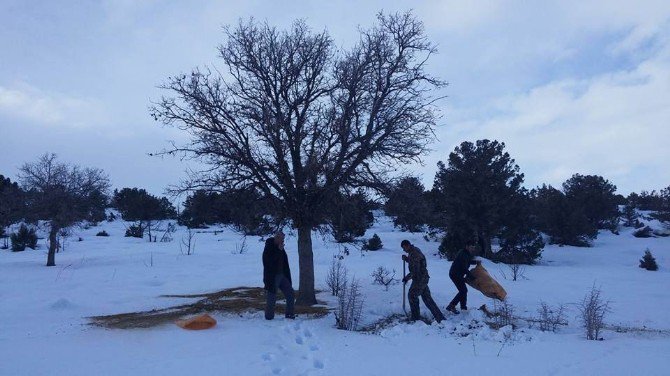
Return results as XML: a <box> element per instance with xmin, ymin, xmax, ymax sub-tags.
<box><xmin>477</xmin><ymin>228</ymin><xmax>493</xmax><ymax>259</ymax></box>
<box><xmin>296</xmin><ymin>225</ymin><xmax>317</xmax><ymax>306</ymax></box>
<box><xmin>47</xmin><ymin>225</ymin><xmax>58</xmax><ymax>267</ymax></box>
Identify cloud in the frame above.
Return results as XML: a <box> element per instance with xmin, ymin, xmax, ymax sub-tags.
<box><xmin>430</xmin><ymin>24</ymin><xmax>670</xmax><ymax>193</ymax></box>
<box><xmin>0</xmin><ymin>83</ymin><xmax>108</xmax><ymax>128</ymax></box>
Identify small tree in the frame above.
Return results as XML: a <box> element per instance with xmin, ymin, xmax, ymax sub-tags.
<box><xmin>10</xmin><ymin>224</ymin><xmax>38</xmax><ymax>252</ymax></box>
<box><xmin>19</xmin><ymin>153</ymin><xmax>110</xmax><ymax>266</ymax></box>
<box><xmin>578</xmin><ymin>285</ymin><xmax>610</xmax><ymax>340</ymax></box>
<box><xmin>335</xmin><ymin>277</ymin><xmax>364</xmax><ymax>331</ymax></box>
<box><xmin>327</xmin><ymin>190</ymin><xmax>374</xmax><ymax>243</ymax></box>
<box><xmin>537</xmin><ymin>302</ymin><xmax>567</xmax><ymax>332</ymax></box>
<box><xmin>639</xmin><ymin>249</ymin><xmax>658</xmax><ymax>271</ymax></box>
<box><xmin>371</xmin><ymin>266</ymin><xmax>397</xmax><ymax>290</ymax></box>
<box><xmin>621</xmin><ymin>202</ymin><xmax>639</xmax><ymax>227</ymax></box>
<box><xmin>180</xmin><ymin>228</ymin><xmax>196</xmax><ymax>255</ymax></box>
<box><xmin>362</xmin><ymin>233</ymin><xmax>383</xmax><ymax>251</ymax></box>
<box><xmin>325</xmin><ymin>258</ymin><xmax>348</xmax><ymax>296</ymax></box>
<box><xmin>0</xmin><ymin>175</ymin><xmax>25</xmax><ymax>234</ymax></box>
<box><xmin>496</xmin><ymin>191</ymin><xmax>544</xmax><ymax>264</ymax></box>
<box><xmin>651</xmin><ymin>186</ymin><xmax>670</xmax><ymax>225</ymax></box>
<box><xmin>385</xmin><ymin>177</ymin><xmax>430</xmax><ymax>232</ymax></box>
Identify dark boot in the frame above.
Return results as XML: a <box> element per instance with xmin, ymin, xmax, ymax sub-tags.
<box><xmin>446</xmin><ymin>304</ymin><xmax>460</xmax><ymax>314</ymax></box>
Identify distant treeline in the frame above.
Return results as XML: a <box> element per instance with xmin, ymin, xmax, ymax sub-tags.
<box><xmin>2</xmin><ymin>141</ymin><xmax>669</xmax><ymax>267</ymax></box>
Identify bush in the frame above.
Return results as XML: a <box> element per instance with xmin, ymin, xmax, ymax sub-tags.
<box><xmin>536</xmin><ymin>302</ymin><xmax>567</xmax><ymax>332</ymax></box>
<box><xmin>125</xmin><ymin>223</ymin><xmax>144</xmax><ymax>238</ymax></box>
<box><xmin>578</xmin><ymin>285</ymin><xmax>610</xmax><ymax>340</ymax></box>
<box><xmin>325</xmin><ymin>258</ymin><xmax>348</xmax><ymax>296</ymax></box>
<box><xmin>370</xmin><ymin>266</ymin><xmax>398</xmax><ymax>291</ymax></box>
<box><xmin>639</xmin><ymin>249</ymin><xmax>658</xmax><ymax>271</ymax></box>
<box><xmin>96</xmin><ymin>230</ymin><xmax>110</xmax><ymax>237</ymax></box>
<box><xmin>633</xmin><ymin>226</ymin><xmax>653</xmax><ymax>238</ymax></box>
<box><xmin>334</xmin><ymin>277</ymin><xmax>364</xmax><ymax>331</ymax></box>
<box><xmin>488</xmin><ymin>299</ymin><xmax>515</xmax><ymax>329</ymax></box>
<box><xmin>362</xmin><ymin>233</ymin><xmax>383</xmax><ymax>251</ymax></box>
<box><xmin>10</xmin><ymin>224</ymin><xmax>38</xmax><ymax>252</ymax></box>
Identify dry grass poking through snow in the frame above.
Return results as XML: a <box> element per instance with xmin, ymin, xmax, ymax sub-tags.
<box><xmin>88</xmin><ymin>287</ymin><xmax>330</xmax><ymax>329</ymax></box>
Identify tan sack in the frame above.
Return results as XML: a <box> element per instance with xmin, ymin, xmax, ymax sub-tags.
<box><xmin>176</xmin><ymin>314</ymin><xmax>217</xmax><ymax>330</ymax></box>
<box><xmin>466</xmin><ymin>264</ymin><xmax>507</xmax><ymax>301</ymax></box>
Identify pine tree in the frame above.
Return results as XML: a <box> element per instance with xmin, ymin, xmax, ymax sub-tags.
<box><xmin>328</xmin><ymin>190</ymin><xmax>374</xmax><ymax>243</ymax></box>
<box><xmin>363</xmin><ymin>234</ymin><xmax>383</xmax><ymax>251</ymax></box>
<box><xmin>385</xmin><ymin>177</ymin><xmax>430</xmax><ymax>232</ymax></box>
<box><xmin>639</xmin><ymin>249</ymin><xmax>658</xmax><ymax>271</ymax></box>
<box><xmin>651</xmin><ymin>186</ymin><xmax>670</xmax><ymax>225</ymax></box>
<box><xmin>562</xmin><ymin>174</ymin><xmax>619</xmax><ymax>231</ymax></box>
<box><xmin>432</xmin><ymin>140</ymin><xmax>525</xmax><ymax>258</ymax></box>
<box><xmin>531</xmin><ymin>184</ymin><xmax>597</xmax><ymax>247</ymax></box>
<box><xmin>621</xmin><ymin>202</ymin><xmax>639</xmax><ymax>227</ymax></box>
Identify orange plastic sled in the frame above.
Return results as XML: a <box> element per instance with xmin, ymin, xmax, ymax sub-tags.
<box><xmin>466</xmin><ymin>264</ymin><xmax>507</xmax><ymax>301</ymax></box>
<box><xmin>175</xmin><ymin>314</ymin><xmax>217</xmax><ymax>330</ymax></box>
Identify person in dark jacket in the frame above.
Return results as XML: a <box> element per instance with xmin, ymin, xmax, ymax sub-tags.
<box><xmin>401</xmin><ymin>240</ymin><xmax>446</xmax><ymax>323</ymax></box>
<box><xmin>263</xmin><ymin>231</ymin><xmax>295</xmax><ymax>320</ymax></box>
<box><xmin>446</xmin><ymin>241</ymin><xmax>481</xmax><ymax>314</ymax></box>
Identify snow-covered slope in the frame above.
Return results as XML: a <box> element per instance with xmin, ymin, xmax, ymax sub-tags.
<box><xmin>1</xmin><ymin>216</ymin><xmax>668</xmax><ymax>375</ymax></box>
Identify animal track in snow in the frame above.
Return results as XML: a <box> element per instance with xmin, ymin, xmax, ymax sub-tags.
<box><xmin>264</xmin><ymin>319</ymin><xmax>326</xmax><ymax>375</ymax></box>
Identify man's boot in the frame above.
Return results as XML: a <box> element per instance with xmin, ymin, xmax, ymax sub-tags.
<box><xmin>446</xmin><ymin>304</ymin><xmax>460</xmax><ymax>315</ymax></box>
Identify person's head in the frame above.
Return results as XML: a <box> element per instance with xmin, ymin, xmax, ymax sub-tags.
<box><xmin>400</xmin><ymin>239</ymin><xmax>412</xmax><ymax>252</ymax></box>
<box><xmin>465</xmin><ymin>237</ymin><xmax>477</xmax><ymax>254</ymax></box>
<box><xmin>274</xmin><ymin>231</ymin><xmax>285</xmax><ymax>246</ymax></box>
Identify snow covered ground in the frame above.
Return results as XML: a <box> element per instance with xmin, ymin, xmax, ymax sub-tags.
<box><xmin>1</xmin><ymin>214</ymin><xmax>669</xmax><ymax>376</ymax></box>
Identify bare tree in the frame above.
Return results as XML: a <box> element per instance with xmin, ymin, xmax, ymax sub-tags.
<box><xmin>537</xmin><ymin>302</ymin><xmax>567</xmax><ymax>332</ymax></box>
<box><xmin>19</xmin><ymin>153</ymin><xmax>110</xmax><ymax>266</ymax></box>
<box><xmin>325</xmin><ymin>257</ymin><xmax>348</xmax><ymax>296</ymax></box>
<box><xmin>578</xmin><ymin>284</ymin><xmax>610</xmax><ymax>340</ymax></box>
<box><xmin>371</xmin><ymin>266</ymin><xmax>398</xmax><ymax>291</ymax></box>
<box><xmin>151</xmin><ymin>12</ymin><xmax>444</xmax><ymax>305</ymax></box>
<box><xmin>180</xmin><ymin>227</ymin><xmax>196</xmax><ymax>255</ymax></box>
<box><xmin>500</xmin><ymin>263</ymin><xmax>525</xmax><ymax>281</ymax></box>
<box><xmin>335</xmin><ymin>276</ymin><xmax>365</xmax><ymax>331</ymax></box>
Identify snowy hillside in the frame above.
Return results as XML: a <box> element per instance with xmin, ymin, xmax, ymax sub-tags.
<box><xmin>1</xmin><ymin>214</ymin><xmax>669</xmax><ymax>376</ymax></box>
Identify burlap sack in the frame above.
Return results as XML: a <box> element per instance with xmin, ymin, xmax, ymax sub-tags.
<box><xmin>466</xmin><ymin>264</ymin><xmax>507</xmax><ymax>301</ymax></box>
<box><xmin>175</xmin><ymin>314</ymin><xmax>217</xmax><ymax>330</ymax></box>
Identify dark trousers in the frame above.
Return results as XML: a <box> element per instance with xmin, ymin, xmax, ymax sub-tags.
<box><xmin>448</xmin><ymin>273</ymin><xmax>468</xmax><ymax>309</ymax></box>
<box><xmin>408</xmin><ymin>280</ymin><xmax>445</xmax><ymax>322</ymax></box>
<box><xmin>265</xmin><ymin>274</ymin><xmax>295</xmax><ymax>320</ymax></box>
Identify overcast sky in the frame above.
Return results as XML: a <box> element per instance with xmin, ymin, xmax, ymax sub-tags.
<box><xmin>1</xmin><ymin>0</ymin><xmax>669</xmax><ymax>197</ymax></box>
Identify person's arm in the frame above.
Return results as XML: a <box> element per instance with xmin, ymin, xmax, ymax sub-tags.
<box><xmin>404</xmin><ymin>252</ymin><xmax>421</xmax><ymax>283</ymax></box>
<box><xmin>262</xmin><ymin>242</ymin><xmax>273</xmax><ymax>286</ymax></box>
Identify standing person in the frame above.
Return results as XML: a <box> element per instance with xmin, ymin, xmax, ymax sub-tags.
<box><xmin>446</xmin><ymin>241</ymin><xmax>481</xmax><ymax>314</ymax></box>
<box><xmin>263</xmin><ymin>231</ymin><xmax>295</xmax><ymax>320</ymax></box>
<box><xmin>401</xmin><ymin>240</ymin><xmax>446</xmax><ymax>323</ymax></box>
